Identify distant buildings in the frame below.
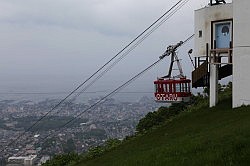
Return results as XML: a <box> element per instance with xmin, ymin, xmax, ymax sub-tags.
<box><xmin>7</xmin><ymin>155</ymin><xmax>37</xmax><ymax>166</ymax></box>
<box><xmin>1</xmin><ymin>96</ymin><xmax>159</xmax><ymax>164</ymax></box>
<box><xmin>38</xmin><ymin>156</ymin><xmax>50</xmax><ymax>166</ymax></box>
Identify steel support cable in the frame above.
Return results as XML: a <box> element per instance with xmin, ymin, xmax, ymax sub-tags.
<box><xmin>41</xmin><ymin>0</ymin><xmax>191</xmax><ymax>118</ymax></box>
<box><xmin>66</xmin><ymin>0</ymin><xmax>185</xmax><ymax>101</ymax></box>
<box><xmin>46</xmin><ymin>0</ymin><xmax>191</xmax><ymax>122</ymax></box>
<box><xmin>36</xmin><ymin>0</ymin><xmax>191</xmax><ymax>125</ymax></box>
<box><xmin>66</xmin><ymin>34</ymin><xmax>195</xmax><ymax>127</ymax></box>
<box><xmin>0</xmin><ymin>0</ymin><xmax>189</xmax><ymax>153</ymax></box>
<box><xmin>69</xmin><ymin>0</ymin><xmax>191</xmax><ymax>102</ymax></box>
<box><xmin>38</xmin><ymin>59</ymin><xmax>162</xmax><ymax>146</ymax></box>
<box><xmin>38</xmin><ymin>34</ymin><xmax>195</xmax><ymax>148</ymax></box>
<box><xmin>0</xmin><ymin>1</ymin><xmax>189</xmax><ymax>99</ymax></box>
<box><xmin>34</xmin><ymin>34</ymin><xmax>195</xmax><ymax>152</ymax></box>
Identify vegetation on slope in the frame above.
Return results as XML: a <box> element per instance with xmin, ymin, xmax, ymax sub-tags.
<box><xmin>136</xmin><ymin>102</ymin><xmax>187</xmax><ymax>133</ymax></box>
<box><xmin>43</xmin><ymin>139</ymin><xmax>121</xmax><ymax>166</ymax></box>
<box><xmin>45</xmin><ymin>83</ymin><xmax>250</xmax><ymax>165</ymax></box>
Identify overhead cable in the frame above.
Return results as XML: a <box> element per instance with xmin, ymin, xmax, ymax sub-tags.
<box><xmin>0</xmin><ymin>0</ymin><xmax>190</xmax><ymax>153</ymax></box>
<box><xmin>70</xmin><ymin>0</ymin><xmax>190</xmax><ymax>101</ymax></box>
<box><xmin>37</xmin><ymin>34</ymin><xmax>195</xmax><ymax>148</ymax></box>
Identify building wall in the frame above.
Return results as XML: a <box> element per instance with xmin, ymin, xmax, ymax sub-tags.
<box><xmin>233</xmin><ymin>0</ymin><xmax>250</xmax><ymax>107</ymax></box>
<box><xmin>194</xmin><ymin>1</ymin><xmax>250</xmax><ymax>108</ymax></box>
<box><xmin>194</xmin><ymin>4</ymin><xmax>233</xmax><ymax>57</ymax></box>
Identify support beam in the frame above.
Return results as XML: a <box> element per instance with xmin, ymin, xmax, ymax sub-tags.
<box><xmin>209</xmin><ymin>63</ymin><xmax>218</xmax><ymax>107</ymax></box>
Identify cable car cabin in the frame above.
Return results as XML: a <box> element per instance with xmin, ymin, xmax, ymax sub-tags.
<box><xmin>154</xmin><ymin>78</ymin><xmax>191</xmax><ymax>103</ymax></box>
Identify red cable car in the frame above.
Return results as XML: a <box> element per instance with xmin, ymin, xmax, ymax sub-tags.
<box><xmin>154</xmin><ymin>41</ymin><xmax>192</xmax><ymax>103</ymax></box>
<box><xmin>154</xmin><ymin>78</ymin><xmax>191</xmax><ymax>103</ymax></box>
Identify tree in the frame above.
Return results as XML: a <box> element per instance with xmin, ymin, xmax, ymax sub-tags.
<box><xmin>42</xmin><ymin>153</ymin><xmax>81</xmax><ymax>166</ymax></box>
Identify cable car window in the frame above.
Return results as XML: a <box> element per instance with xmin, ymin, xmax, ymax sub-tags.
<box><xmin>176</xmin><ymin>83</ymin><xmax>181</xmax><ymax>92</ymax></box>
<box><xmin>155</xmin><ymin>84</ymin><xmax>158</xmax><ymax>93</ymax></box>
<box><xmin>160</xmin><ymin>84</ymin><xmax>165</xmax><ymax>93</ymax></box>
<box><xmin>156</xmin><ymin>84</ymin><xmax>161</xmax><ymax>93</ymax></box>
<box><xmin>158</xmin><ymin>84</ymin><xmax>162</xmax><ymax>93</ymax></box>
<box><xmin>184</xmin><ymin>83</ymin><xmax>187</xmax><ymax>92</ymax></box>
<box><xmin>161</xmin><ymin>84</ymin><xmax>165</xmax><ymax>92</ymax></box>
<box><xmin>170</xmin><ymin>83</ymin><xmax>174</xmax><ymax>93</ymax></box>
<box><xmin>165</xmin><ymin>84</ymin><xmax>168</xmax><ymax>93</ymax></box>
<box><xmin>168</xmin><ymin>84</ymin><xmax>171</xmax><ymax>93</ymax></box>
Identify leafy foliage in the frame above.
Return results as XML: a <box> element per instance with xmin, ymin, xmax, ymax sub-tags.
<box><xmin>83</xmin><ymin>139</ymin><xmax>122</xmax><ymax>160</ymax></box>
<box><xmin>63</xmin><ymin>139</ymin><xmax>76</xmax><ymax>153</ymax></box>
<box><xmin>136</xmin><ymin>82</ymin><xmax>233</xmax><ymax>133</ymax></box>
<box><xmin>42</xmin><ymin>153</ymin><xmax>81</xmax><ymax>166</ymax></box>
<box><xmin>43</xmin><ymin>139</ymin><xmax>122</xmax><ymax>166</ymax></box>
<box><xmin>136</xmin><ymin>102</ymin><xmax>187</xmax><ymax>133</ymax></box>
<box><xmin>74</xmin><ymin>84</ymin><xmax>250</xmax><ymax>166</ymax></box>
<box><xmin>45</xmin><ymin>82</ymin><xmax>235</xmax><ymax>166</ymax></box>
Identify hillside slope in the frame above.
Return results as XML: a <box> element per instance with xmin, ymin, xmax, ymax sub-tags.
<box><xmin>77</xmin><ymin>97</ymin><xmax>250</xmax><ymax>166</ymax></box>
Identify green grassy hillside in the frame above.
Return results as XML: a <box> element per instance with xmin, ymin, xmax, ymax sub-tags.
<box><xmin>77</xmin><ymin>97</ymin><xmax>250</xmax><ymax>165</ymax></box>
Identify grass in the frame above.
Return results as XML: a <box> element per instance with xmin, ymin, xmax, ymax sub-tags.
<box><xmin>76</xmin><ymin>96</ymin><xmax>250</xmax><ymax>166</ymax></box>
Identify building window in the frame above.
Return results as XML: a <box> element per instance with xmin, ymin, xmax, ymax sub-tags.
<box><xmin>199</xmin><ymin>30</ymin><xmax>202</xmax><ymax>38</ymax></box>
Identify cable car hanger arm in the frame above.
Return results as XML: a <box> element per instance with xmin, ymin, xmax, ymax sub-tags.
<box><xmin>159</xmin><ymin>41</ymin><xmax>184</xmax><ymax>60</ymax></box>
<box><xmin>158</xmin><ymin>41</ymin><xmax>184</xmax><ymax>79</ymax></box>
<box><xmin>159</xmin><ymin>34</ymin><xmax>194</xmax><ymax>60</ymax></box>
<box><xmin>158</xmin><ymin>34</ymin><xmax>194</xmax><ymax>79</ymax></box>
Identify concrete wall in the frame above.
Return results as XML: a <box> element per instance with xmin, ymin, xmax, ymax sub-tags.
<box><xmin>233</xmin><ymin>0</ymin><xmax>250</xmax><ymax>107</ymax></box>
<box><xmin>194</xmin><ymin>4</ymin><xmax>233</xmax><ymax>57</ymax></box>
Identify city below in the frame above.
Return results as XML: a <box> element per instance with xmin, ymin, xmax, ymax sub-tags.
<box><xmin>0</xmin><ymin>96</ymin><xmax>163</xmax><ymax>165</ymax></box>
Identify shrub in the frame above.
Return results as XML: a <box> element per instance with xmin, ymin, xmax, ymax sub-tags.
<box><xmin>42</xmin><ymin>153</ymin><xmax>81</xmax><ymax>166</ymax></box>
<box><xmin>136</xmin><ymin>103</ymin><xmax>187</xmax><ymax>133</ymax></box>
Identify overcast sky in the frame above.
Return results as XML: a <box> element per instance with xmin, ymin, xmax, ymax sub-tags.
<box><xmin>0</xmin><ymin>0</ymin><xmax>213</xmax><ymax>101</ymax></box>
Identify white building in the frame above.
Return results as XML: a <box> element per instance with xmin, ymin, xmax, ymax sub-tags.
<box><xmin>8</xmin><ymin>155</ymin><xmax>37</xmax><ymax>166</ymax></box>
<box><xmin>192</xmin><ymin>0</ymin><xmax>250</xmax><ymax>107</ymax></box>
<box><xmin>38</xmin><ymin>156</ymin><xmax>50</xmax><ymax>166</ymax></box>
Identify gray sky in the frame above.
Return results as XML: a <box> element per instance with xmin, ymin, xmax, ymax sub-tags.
<box><xmin>0</xmin><ymin>0</ymin><xmax>210</xmax><ymax>100</ymax></box>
